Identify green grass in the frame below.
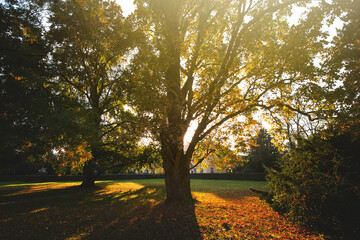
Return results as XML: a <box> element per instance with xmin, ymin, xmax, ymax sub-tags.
<box><xmin>190</xmin><ymin>179</ymin><xmax>268</xmax><ymax>191</ymax></box>
<box><xmin>0</xmin><ymin>181</ymin><xmax>27</xmax><ymax>186</ymax></box>
<box><xmin>0</xmin><ymin>179</ymin><xmax>323</xmax><ymax>240</ymax></box>
<box><xmin>0</xmin><ymin>179</ymin><xmax>267</xmax><ymax>188</ymax></box>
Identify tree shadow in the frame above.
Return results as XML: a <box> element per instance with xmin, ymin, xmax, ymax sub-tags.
<box><xmin>0</xmin><ymin>182</ymin><xmax>202</xmax><ymax>240</ymax></box>
<box><xmin>86</xmin><ymin>201</ymin><xmax>202</xmax><ymax>240</ymax></box>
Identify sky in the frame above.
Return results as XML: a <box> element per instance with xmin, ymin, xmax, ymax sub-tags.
<box><xmin>116</xmin><ymin>0</ymin><xmax>135</xmax><ymax>16</ymax></box>
<box><xmin>116</xmin><ymin>0</ymin><xmax>342</xmax><ymax>36</ymax></box>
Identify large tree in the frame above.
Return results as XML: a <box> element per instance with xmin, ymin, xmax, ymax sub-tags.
<box><xmin>322</xmin><ymin>0</ymin><xmax>359</xmax><ymax>120</ymax></box>
<box><xmin>130</xmin><ymin>0</ymin><xmax>326</xmax><ymax>202</ymax></box>
<box><xmin>262</xmin><ymin>0</ymin><xmax>359</xmax><ymax>150</ymax></box>
<box><xmin>0</xmin><ymin>0</ymin><xmax>73</xmax><ymax>174</ymax></box>
<box><xmin>47</xmin><ymin>0</ymin><xmax>142</xmax><ymax>186</ymax></box>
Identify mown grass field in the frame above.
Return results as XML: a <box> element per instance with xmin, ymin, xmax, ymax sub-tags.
<box><xmin>0</xmin><ymin>179</ymin><xmax>325</xmax><ymax>239</ymax></box>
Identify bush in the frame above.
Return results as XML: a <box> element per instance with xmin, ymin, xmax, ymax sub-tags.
<box><xmin>267</xmin><ymin>121</ymin><xmax>360</xmax><ymax>239</ymax></box>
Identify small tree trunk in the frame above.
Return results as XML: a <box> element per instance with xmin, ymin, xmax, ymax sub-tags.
<box><xmin>81</xmin><ymin>161</ymin><xmax>96</xmax><ymax>187</ymax></box>
<box><xmin>163</xmin><ymin>153</ymin><xmax>192</xmax><ymax>203</ymax></box>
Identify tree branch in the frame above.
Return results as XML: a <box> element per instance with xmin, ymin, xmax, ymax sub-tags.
<box><xmin>189</xmin><ymin>148</ymin><xmax>215</xmax><ymax>170</ymax></box>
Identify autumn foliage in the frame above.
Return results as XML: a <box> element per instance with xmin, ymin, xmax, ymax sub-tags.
<box><xmin>194</xmin><ymin>193</ymin><xmax>323</xmax><ymax>240</ymax></box>
<box><xmin>267</xmin><ymin>121</ymin><xmax>360</xmax><ymax>238</ymax></box>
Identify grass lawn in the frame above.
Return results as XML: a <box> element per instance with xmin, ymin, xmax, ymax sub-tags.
<box><xmin>0</xmin><ymin>179</ymin><xmax>325</xmax><ymax>240</ymax></box>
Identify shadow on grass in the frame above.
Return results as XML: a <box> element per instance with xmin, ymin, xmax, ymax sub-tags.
<box><xmin>0</xmin><ymin>183</ymin><xmax>202</xmax><ymax>240</ymax></box>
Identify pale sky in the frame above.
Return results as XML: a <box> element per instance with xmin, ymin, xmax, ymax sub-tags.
<box><xmin>116</xmin><ymin>0</ymin><xmax>341</xmax><ymax>37</ymax></box>
<box><xmin>116</xmin><ymin>0</ymin><xmax>135</xmax><ymax>16</ymax></box>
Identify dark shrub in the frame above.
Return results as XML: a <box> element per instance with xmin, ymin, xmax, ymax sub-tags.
<box><xmin>267</xmin><ymin>121</ymin><xmax>360</xmax><ymax>239</ymax></box>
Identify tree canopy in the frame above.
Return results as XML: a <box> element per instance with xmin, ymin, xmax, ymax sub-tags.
<box><xmin>0</xmin><ymin>0</ymin><xmax>71</xmax><ymax>174</ymax></box>
<box><xmin>46</xmin><ymin>0</ymin><xmax>149</xmax><ymax>185</ymax></box>
<box><xmin>129</xmin><ymin>0</ymin><xmax>334</xmax><ymax>202</ymax></box>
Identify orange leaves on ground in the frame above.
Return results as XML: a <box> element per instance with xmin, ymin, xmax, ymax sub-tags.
<box><xmin>193</xmin><ymin>192</ymin><xmax>324</xmax><ymax>240</ymax></box>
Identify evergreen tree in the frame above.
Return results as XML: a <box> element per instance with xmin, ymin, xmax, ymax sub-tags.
<box><xmin>242</xmin><ymin>129</ymin><xmax>280</xmax><ymax>173</ymax></box>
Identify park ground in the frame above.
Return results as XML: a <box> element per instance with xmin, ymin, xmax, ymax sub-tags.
<box><xmin>0</xmin><ymin>179</ymin><xmax>326</xmax><ymax>239</ymax></box>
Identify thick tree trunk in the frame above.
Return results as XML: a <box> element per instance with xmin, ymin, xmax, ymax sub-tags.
<box><xmin>80</xmin><ymin>127</ymin><xmax>100</xmax><ymax>187</ymax></box>
<box><xmin>162</xmin><ymin>141</ymin><xmax>193</xmax><ymax>203</ymax></box>
<box><xmin>159</xmin><ymin>1</ymin><xmax>192</xmax><ymax>203</ymax></box>
<box><xmin>81</xmin><ymin>161</ymin><xmax>96</xmax><ymax>187</ymax></box>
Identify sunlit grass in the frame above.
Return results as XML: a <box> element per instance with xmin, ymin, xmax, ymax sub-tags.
<box><xmin>0</xmin><ymin>179</ymin><xmax>325</xmax><ymax>239</ymax></box>
<box><xmin>3</xmin><ymin>182</ymin><xmax>80</xmax><ymax>196</ymax></box>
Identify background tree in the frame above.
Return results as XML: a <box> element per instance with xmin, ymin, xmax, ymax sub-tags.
<box><xmin>130</xmin><ymin>0</ymin><xmax>325</xmax><ymax>202</ymax></box>
<box><xmin>191</xmin><ymin>138</ymin><xmax>242</xmax><ymax>172</ymax></box>
<box><xmin>0</xmin><ymin>0</ymin><xmax>75</xmax><ymax>174</ymax></box>
<box><xmin>267</xmin><ymin>0</ymin><xmax>359</xmax><ymax>149</ymax></box>
<box><xmin>47</xmin><ymin>0</ymin><xmax>143</xmax><ymax>186</ymax></box>
<box><xmin>321</xmin><ymin>0</ymin><xmax>359</xmax><ymax>121</ymax></box>
<box><xmin>238</xmin><ymin>129</ymin><xmax>280</xmax><ymax>173</ymax></box>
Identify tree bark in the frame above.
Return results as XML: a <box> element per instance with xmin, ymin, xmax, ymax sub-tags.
<box><xmin>163</xmin><ymin>153</ymin><xmax>193</xmax><ymax>203</ymax></box>
<box><xmin>161</xmin><ymin>129</ymin><xmax>193</xmax><ymax>203</ymax></box>
<box><xmin>81</xmin><ymin>160</ymin><xmax>96</xmax><ymax>187</ymax></box>
<box><xmin>157</xmin><ymin>0</ymin><xmax>193</xmax><ymax>203</ymax></box>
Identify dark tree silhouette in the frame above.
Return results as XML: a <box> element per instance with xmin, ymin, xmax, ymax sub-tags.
<box><xmin>242</xmin><ymin>129</ymin><xmax>280</xmax><ymax>173</ymax></box>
